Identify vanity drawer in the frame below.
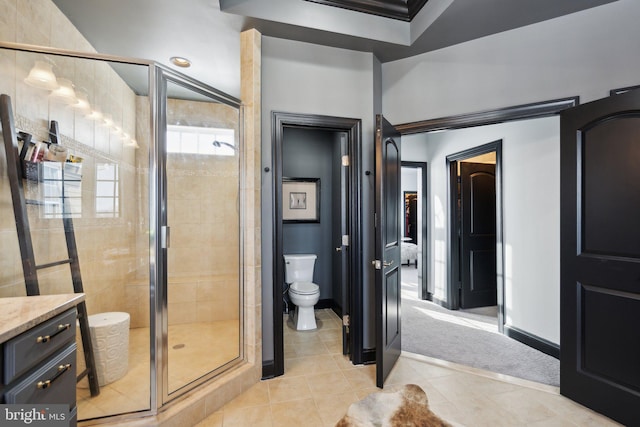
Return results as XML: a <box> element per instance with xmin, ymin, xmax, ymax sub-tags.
<box><xmin>3</xmin><ymin>308</ymin><xmax>76</xmax><ymax>384</ymax></box>
<box><xmin>4</xmin><ymin>343</ymin><xmax>76</xmax><ymax>407</ymax></box>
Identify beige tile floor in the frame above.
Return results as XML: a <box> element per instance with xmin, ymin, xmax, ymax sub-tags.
<box><xmin>77</xmin><ymin>320</ymin><xmax>239</xmax><ymax>421</ymax></box>
<box><xmin>195</xmin><ymin>308</ymin><xmax>621</xmax><ymax>427</ymax></box>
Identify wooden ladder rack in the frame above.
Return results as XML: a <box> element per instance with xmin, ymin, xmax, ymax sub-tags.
<box><xmin>0</xmin><ymin>94</ymin><xmax>100</xmax><ymax>397</ymax></box>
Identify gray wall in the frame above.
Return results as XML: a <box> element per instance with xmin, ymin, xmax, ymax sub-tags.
<box><xmin>382</xmin><ymin>0</ymin><xmax>640</xmax><ymax>124</ymax></box>
<box><xmin>383</xmin><ymin>0</ymin><xmax>640</xmax><ymax>345</ymax></box>
<box><xmin>261</xmin><ymin>36</ymin><xmax>378</xmax><ymax>362</ymax></box>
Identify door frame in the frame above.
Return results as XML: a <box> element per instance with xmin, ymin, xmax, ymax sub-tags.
<box><xmin>395</xmin><ymin>97</ymin><xmax>580</xmax><ymax>347</ymax></box>
<box><xmin>271</xmin><ymin>111</ymin><xmax>363</xmax><ymax>376</ymax></box>
<box><xmin>445</xmin><ymin>141</ymin><xmax>504</xmax><ymax>331</ymax></box>
<box><xmin>400</xmin><ymin>161</ymin><xmax>428</xmax><ymax>300</ymax></box>
<box><xmin>155</xmin><ymin>67</ymin><xmax>245</xmax><ymax>404</ymax></box>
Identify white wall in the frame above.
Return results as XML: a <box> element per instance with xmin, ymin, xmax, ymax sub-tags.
<box><xmin>382</xmin><ymin>0</ymin><xmax>640</xmax><ymax>124</ymax></box>
<box><xmin>407</xmin><ymin>117</ymin><xmax>560</xmax><ymax>344</ymax></box>
<box><xmin>401</xmin><ymin>168</ymin><xmax>418</xmax><ymax>192</ymax></box>
<box><xmin>261</xmin><ymin>36</ymin><xmax>379</xmax><ymax>360</ymax></box>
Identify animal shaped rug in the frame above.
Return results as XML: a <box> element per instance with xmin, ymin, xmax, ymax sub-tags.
<box><xmin>336</xmin><ymin>384</ymin><xmax>452</xmax><ymax>427</ymax></box>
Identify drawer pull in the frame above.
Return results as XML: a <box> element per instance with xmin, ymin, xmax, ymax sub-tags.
<box><xmin>36</xmin><ymin>323</ymin><xmax>71</xmax><ymax>343</ymax></box>
<box><xmin>36</xmin><ymin>363</ymin><xmax>72</xmax><ymax>389</ymax></box>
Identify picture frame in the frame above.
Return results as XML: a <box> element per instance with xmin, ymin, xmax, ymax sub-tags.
<box><xmin>282</xmin><ymin>177</ymin><xmax>320</xmax><ymax>223</ymax></box>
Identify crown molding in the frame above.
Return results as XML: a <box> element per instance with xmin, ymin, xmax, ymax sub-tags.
<box><xmin>303</xmin><ymin>0</ymin><xmax>428</xmax><ymax>21</ymax></box>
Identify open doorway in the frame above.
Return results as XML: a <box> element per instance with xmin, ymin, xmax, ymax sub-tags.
<box><xmin>446</xmin><ymin>140</ymin><xmax>504</xmax><ymax>330</ymax></box>
<box><xmin>269</xmin><ymin>112</ymin><xmax>363</xmax><ymax>378</ymax></box>
<box><xmin>397</xmin><ymin>101</ymin><xmax>573</xmax><ymax>387</ymax></box>
<box><xmin>401</xmin><ymin>162</ymin><xmax>428</xmax><ymax>300</ymax></box>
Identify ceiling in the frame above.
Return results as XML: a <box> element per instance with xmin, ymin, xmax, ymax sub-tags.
<box><xmin>51</xmin><ymin>0</ymin><xmax>617</xmax><ymax>98</ymax></box>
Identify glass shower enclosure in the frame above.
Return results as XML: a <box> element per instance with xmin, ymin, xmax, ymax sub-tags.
<box><xmin>0</xmin><ymin>42</ymin><xmax>243</xmax><ymax>421</ymax></box>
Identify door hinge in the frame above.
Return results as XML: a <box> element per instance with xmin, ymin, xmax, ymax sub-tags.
<box><xmin>341</xmin><ymin>155</ymin><xmax>349</xmax><ymax>167</ymax></box>
<box><xmin>343</xmin><ymin>314</ymin><xmax>350</xmax><ymax>334</ymax></box>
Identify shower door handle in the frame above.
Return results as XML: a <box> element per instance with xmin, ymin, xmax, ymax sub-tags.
<box><xmin>161</xmin><ymin>226</ymin><xmax>171</xmax><ymax>249</ymax></box>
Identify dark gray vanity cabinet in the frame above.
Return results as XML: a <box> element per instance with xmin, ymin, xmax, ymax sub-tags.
<box><xmin>1</xmin><ymin>307</ymin><xmax>78</xmax><ymax>426</ymax></box>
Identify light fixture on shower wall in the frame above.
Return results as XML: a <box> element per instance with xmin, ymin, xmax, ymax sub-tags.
<box><xmin>102</xmin><ymin>113</ymin><xmax>114</xmax><ymax>127</ymax></box>
<box><xmin>24</xmin><ymin>60</ymin><xmax>59</xmax><ymax>90</ymax></box>
<box><xmin>86</xmin><ymin>107</ymin><xmax>104</xmax><ymax>121</ymax></box>
<box><xmin>49</xmin><ymin>78</ymin><xmax>77</xmax><ymax>105</ymax></box>
<box><xmin>170</xmin><ymin>56</ymin><xmax>191</xmax><ymax>68</ymax></box>
<box><xmin>73</xmin><ymin>89</ymin><xmax>91</xmax><ymax>112</ymax></box>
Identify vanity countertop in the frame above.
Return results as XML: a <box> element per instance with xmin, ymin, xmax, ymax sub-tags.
<box><xmin>0</xmin><ymin>293</ymin><xmax>85</xmax><ymax>343</ymax></box>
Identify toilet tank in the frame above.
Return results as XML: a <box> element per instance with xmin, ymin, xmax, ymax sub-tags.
<box><xmin>284</xmin><ymin>254</ymin><xmax>317</xmax><ymax>283</ymax></box>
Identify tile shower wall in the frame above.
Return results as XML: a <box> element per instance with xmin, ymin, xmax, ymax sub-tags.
<box><xmin>165</xmin><ymin>98</ymin><xmax>240</xmax><ymax>326</ymax></box>
<box><xmin>113</xmin><ymin>95</ymin><xmax>244</xmax><ymax>329</ymax></box>
<box><xmin>0</xmin><ymin>0</ymin><xmax>145</xmax><ymax>320</ymax></box>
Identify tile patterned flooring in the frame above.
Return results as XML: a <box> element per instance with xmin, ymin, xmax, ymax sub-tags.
<box><xmin>194</xmin><ymin>309</ymin><xmax>621</xmax><ymax>427</ymax></box>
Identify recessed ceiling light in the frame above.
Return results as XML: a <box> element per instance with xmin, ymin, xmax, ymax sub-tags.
<box><xmin>170</xmin><ymin>56</ymin><xmax>191</xmax><ymax>68</ymax></box>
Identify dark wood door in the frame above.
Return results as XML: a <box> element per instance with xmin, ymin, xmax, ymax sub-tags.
<box><xmin>375</xmin><ymin>115</ymin><xmax>402</xmax><ymax>388</ymax></box>
<box><xmin>459</xmin><ymin>162</ymin><xmax>497</xmax><ymax>309</ymax></box>
<box><xmin>560</xmin><ymin>89</ymin><xmax>640</xmax><ymax>426</ymax></box>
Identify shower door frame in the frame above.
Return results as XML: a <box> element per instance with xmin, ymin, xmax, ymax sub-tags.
<box><xmin>152</xmin><ymin>65</ymin><xmax>245</xmax><ymax>405</ymax></box>
<box><xmin>0</xmin><ymin>41</ymin><xmax>246</xmax><ymax>419</ymax></box>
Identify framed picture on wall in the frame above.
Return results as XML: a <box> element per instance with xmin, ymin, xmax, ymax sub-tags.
<box><xmin>283</xmin><ymin>177</ymin><xmax>320</xmax><ymax>223</ymax></box>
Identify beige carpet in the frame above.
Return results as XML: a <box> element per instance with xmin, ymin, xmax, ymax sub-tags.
<box><xmin>336</xmin><ymin>384</ymin><xmax>456</xmax><ymax>427</ymax></box>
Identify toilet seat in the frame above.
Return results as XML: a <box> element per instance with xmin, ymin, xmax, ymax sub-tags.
<box><xmin>289</xmin><ymin>281</ymin><xmax>319</xmax><ymax>295</ymax></box>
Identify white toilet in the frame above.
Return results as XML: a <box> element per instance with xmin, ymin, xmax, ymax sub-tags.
<box><xmin>284</xmin><ymin>254</ymin><xmax>321</xmax><ymax>330</ymax></box>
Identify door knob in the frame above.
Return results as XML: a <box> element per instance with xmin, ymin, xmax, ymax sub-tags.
<box><xmin>335</xmin><ymin>247</ymin><xmax>342</xmax><ymax>252</ymax></box>
<box><xmin>383</xmin><ymin>260</ymin><xmax>394</xmax><ymax>267</ymax></box>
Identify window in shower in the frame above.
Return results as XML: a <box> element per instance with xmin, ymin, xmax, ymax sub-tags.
<box><xmin>41</xmin><ymin>161</ymin><xmax>83</xmax><ymax>218</ymax></box>
<box><xmin>95</xmin><ymin>163</ymin><xmax>120</xmax><ymax>218</ymax></box>
<box><xmin>166</xmin><ymin>124</ymin><xmax>235</xmax><ymax>156</ymax></box>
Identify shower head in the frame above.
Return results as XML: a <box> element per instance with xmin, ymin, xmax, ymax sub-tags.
<box><xmin>212</xmin><ymin>140</ymin><xmax>238</xmax><ymax>152</ymax></box>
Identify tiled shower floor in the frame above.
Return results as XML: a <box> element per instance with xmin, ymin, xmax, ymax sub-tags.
<box><xmin>77</xmin><ymin>320</ymin><xmax>239</xmax><ymax>421</ymax></box>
